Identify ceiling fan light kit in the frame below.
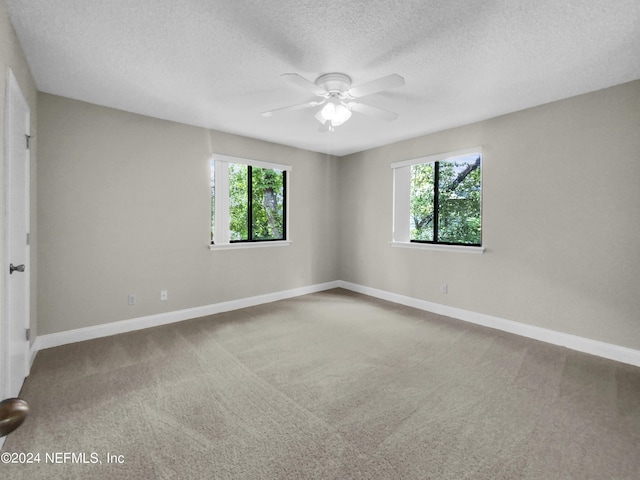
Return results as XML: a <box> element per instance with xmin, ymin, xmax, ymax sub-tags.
<box><xmin>262</xmin><ymin>72</ymin><xmax>405</xmax><ymax>131</ymax></box>
<box><xmin>318</xmin><ymin>101</ymin><xmax>352</xmax><ymax>126</ymax></box>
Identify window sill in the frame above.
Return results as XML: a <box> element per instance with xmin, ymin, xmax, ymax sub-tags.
<box><xmin>210</xmin><ymin>240</ymin><xmax>292</xmax><ymax>251</ymax></box>
<box><xmin>389</xmin><ymin>241</ymin><xmax>484</xmax><ymax>254</ymax></box>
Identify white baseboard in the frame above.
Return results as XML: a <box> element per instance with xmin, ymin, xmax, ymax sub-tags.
<box><xmin>32</xmin><ymin>279</ymin><xmax>640</xmax><ymax>368</ymax></box>
<box><xmin>37</xmin><ymin>281</ymin><xmax>341</xmax><ymax>351</ymax></box>
<box><xmin>29</xmin><ymin>340</ymin><xmax>39</xmax><ymax>368</ymax></box>
<box><xmin>337</xmin><ymin>281</ymin><xmax>640</xmax><ymax>368</ymax></box>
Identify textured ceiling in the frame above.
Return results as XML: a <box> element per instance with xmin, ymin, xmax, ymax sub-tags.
<box><xmin>5</xmin><ymin>0</ymin><xmax>640</xmax><ymax>156</ymax></box>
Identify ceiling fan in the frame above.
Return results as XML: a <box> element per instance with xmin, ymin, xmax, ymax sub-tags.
<box><xmin>262</xmin><ymin>72</ymin><xmax>405</xmax><ymax>132</ymax></box>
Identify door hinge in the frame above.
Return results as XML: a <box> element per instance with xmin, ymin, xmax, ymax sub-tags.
<box><xmin>26</xmin><ymin>232</ymin><xmax>30</xmax><ymax>245</ymax></box>
<box><xmin>25</xmin><ymin>134</ymin><xmax>31</xmax><ymax>150</ymax></box>
<box><xmin>26</xmin><ymin>328</ymin><xmax>31</xmax><ymax>342</ymax></box>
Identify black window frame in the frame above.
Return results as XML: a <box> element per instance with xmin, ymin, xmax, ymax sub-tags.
<box><xmin>410</xmin><ymin>155</ymin><xmax>482</xmax><ymax>247</ymax></box>
<box><xmin>229</xmin><ymin>165</ymin><xmax>287</xmax><ymax>244</ymax></box>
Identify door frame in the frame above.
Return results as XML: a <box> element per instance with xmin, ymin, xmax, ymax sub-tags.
<box><xmin>1</xmin><ymin>67</ymin><xmax>31</xmax><ymax>401</ymax></box>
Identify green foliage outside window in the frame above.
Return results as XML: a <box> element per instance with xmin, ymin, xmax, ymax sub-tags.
<box><xmin>229</xmin><ymin>164</ymin><xmax>249</xmax><ymax>240</ymax></box>
<box><xmin>211</xmin><ymin>163</ymin><xmax>215</xmax><ymax>241</ymax></box>
<box><xmin>250</xmin><ymin>167</ymin><xmax>284</xmax><ymax>240</ymax></box>
<box><xmin>410</xmin><ymin>163</ymin><xmax>435</xmax><ymax>242</ymax></box>
<box><xmin>211</xmin><ymin>161</ymin><xmax>285</xmax><ymax>243</ymax></box>
<box><xmin>410</xmin><ymin>155</ymin><xmax>481</xmax><ymax>245</ymax></box>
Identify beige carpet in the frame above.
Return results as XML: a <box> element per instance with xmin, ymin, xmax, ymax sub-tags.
<box><xmin>2</xmin><ymin>288</ymin><xmax>639</xmax><ymax>479</ymax></box>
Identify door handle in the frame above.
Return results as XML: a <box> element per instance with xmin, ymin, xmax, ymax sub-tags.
<box><xmin>0</xmin><ymin>398</ymin><xmax>30</xmax><ymax>437</ymax></box>
<box><xmin>9</xmin><ymin>263</ymin><xmax>25</xmax><ymax>274</ymax></box>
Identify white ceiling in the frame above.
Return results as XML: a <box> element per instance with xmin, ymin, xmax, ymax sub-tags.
<box><xmin>5</xmin><ymin>0</ymin><xmax>640</xmax><ymax>156</ymax></box>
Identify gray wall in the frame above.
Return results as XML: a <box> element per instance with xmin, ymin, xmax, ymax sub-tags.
<box><xmin>37</xmin><ymin>81</ymin><xmax>640</xmax><ymax>351</ymax></box>
<box><xmin>1</xmin><ymin>0</ymin><xmax>38</xmax><ymax>342</ymax></box>
<box><xmin>37</xmin><ymin>93</ymin><xmax>339</xmax><ymax>334</ymax></box>
<box><xmin>337</xmin><ymin>80</ymin><xmax>640</xmax><ymax>350</ymax></box>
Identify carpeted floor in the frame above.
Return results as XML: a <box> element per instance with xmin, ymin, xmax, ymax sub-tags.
<box><xmin>2</xmin><ymin>288</ymin><xmax>639</xmax><ymax>479</ymax></box>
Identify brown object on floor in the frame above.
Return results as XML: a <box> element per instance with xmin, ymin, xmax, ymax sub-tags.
<box><xmin>0</xmin><ymin>398</ymin><xmax>29</xmax><ymax>437</ymax></box>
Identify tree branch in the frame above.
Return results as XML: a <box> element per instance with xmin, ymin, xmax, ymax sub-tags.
<box><xmin>443</xmin><ymin>156</ymin><xmax>480</xmax><ymax>192</ymax></box>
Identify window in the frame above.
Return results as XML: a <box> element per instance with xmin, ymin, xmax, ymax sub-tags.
<box><xmin>210</xmin><ymin>154</ymin><xmax>290</xmax><ymax>248</ymax></box>
<box><xmin>392</xmin><ymin>147</ymin><xmax>483</xmax><ymax>251</ymax></box>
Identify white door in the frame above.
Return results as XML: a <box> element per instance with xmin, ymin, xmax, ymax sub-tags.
<box><xmin>2</xmin><ymin>68</ymin><xmax>31</xmax><ymax>399</ymax></box>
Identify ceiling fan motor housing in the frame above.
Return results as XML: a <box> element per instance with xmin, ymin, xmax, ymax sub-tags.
<box><xmin>316</xmin><ymin>73</ymin><xmax>352</xmax><ymax>96</ymax></box>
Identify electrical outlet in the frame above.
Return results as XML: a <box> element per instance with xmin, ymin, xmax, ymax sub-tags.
<box><xmin>160</xmin><ymin>290</ymin><xmax>168</xmax><ymax>301</ymax></box>
<box><xmin>128</xmin><ymin>294</ymin><xmax>137</xmax><ymax>306</ymax></box>
<box><xmin>440</xmin><ymin>284</ymin><xmax>448</xmax><ymax>294</ymax></box>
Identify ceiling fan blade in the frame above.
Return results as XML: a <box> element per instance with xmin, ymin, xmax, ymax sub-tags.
<box><xmin>281</xmin><ymin>73</ymin><xmax>328</xmax><ymax>97</ymax></box>
<box><xmin>348</xmin><ymin>74</ymin><xmax>405</xmax><ymax>98</ymax></box>
<box><xmin>262</xmin><ymin>100</ymin><xmax>324</xmax><ymax>117</ymax></box>
<box><xmin>348</xmin><ymin>102</ymin><xmax>399</xmax><ymax>122</ymax></box>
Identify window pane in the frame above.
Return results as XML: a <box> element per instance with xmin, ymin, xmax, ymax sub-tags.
<box><xmin>210</xmin><ymin>158</ymin><xmax>215</xmax><ymax>243</ymax></box>
<box><xmin>437</xmin><ymin>155</ymin><xmax>482</xmax><ymax>244</ymax></box>
<box><xmin>410</xmin><ymin>163</ymin><xmax>435</xmax><ymax>241</ymax></box>
<box><xmin>251</xmin><ymin>167</ymin><xmax>285</xmax><ymax>240</ymax></box>
<box><xmin>229</xmin><ymin>163</ymin><xmax>249</xmax><ymax>241</ymax></box>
